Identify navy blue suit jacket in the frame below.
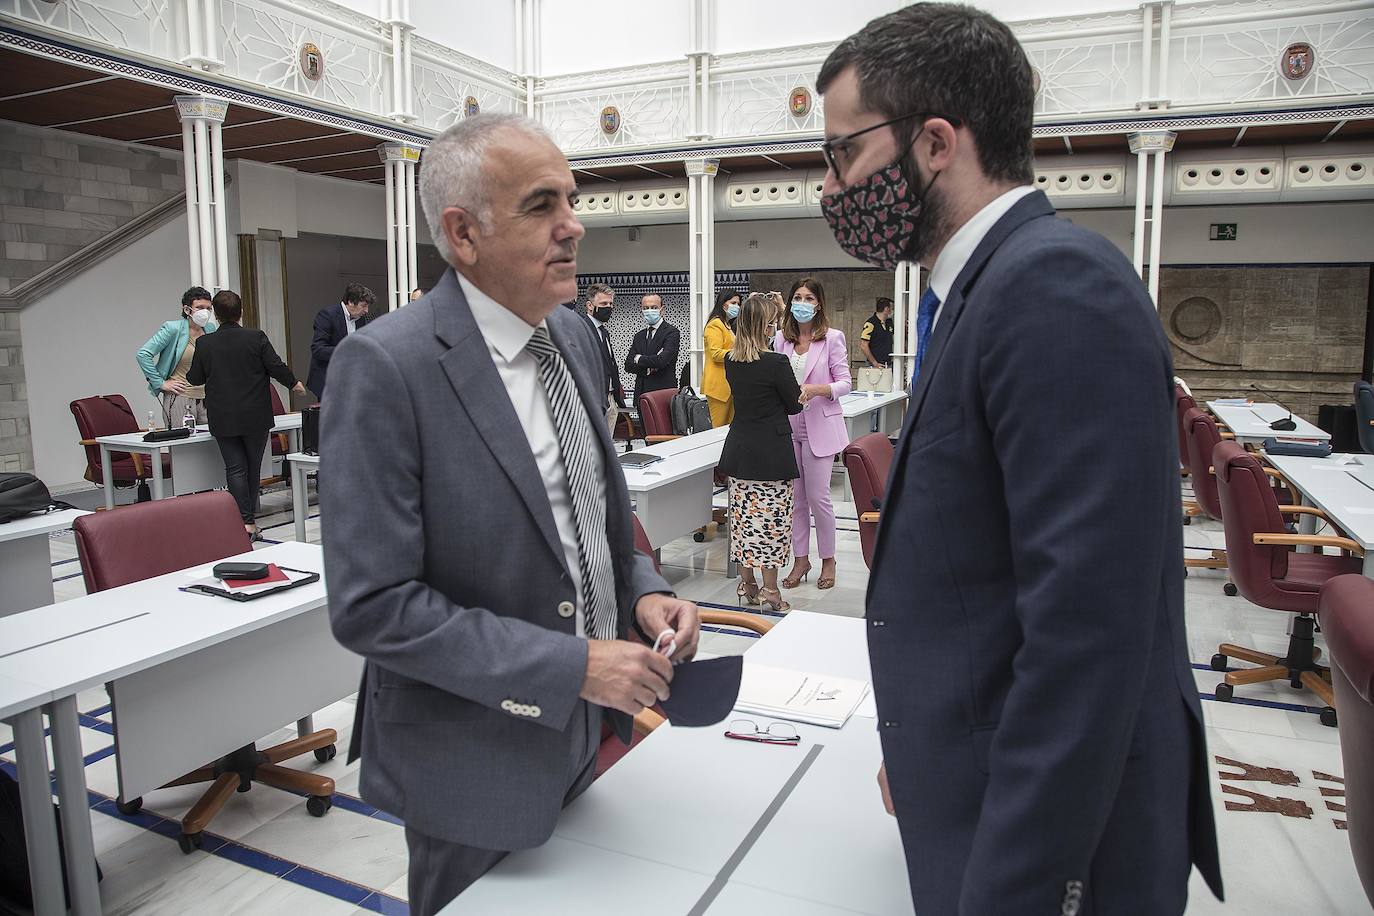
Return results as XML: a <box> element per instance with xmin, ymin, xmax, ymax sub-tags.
<box><xmin>308</xmin><ymin>304</ymin><xmax>367</xmax><ymax>398</ymax></box>
<box><xmin>867</xmin><ymin>191</ymin><xmax>1222</xmax><ymax>914</ymax></box>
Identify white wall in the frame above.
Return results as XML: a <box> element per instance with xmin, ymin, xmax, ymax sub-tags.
<box><xmin>232</xmin><ymin>160</ymin><xmax>434</xmax><ymax>245</ymax></box>
<box><xmin>24</xmin><ymin>216</ymin><xmax>193</xmax><ymax>489</ymax></box>
<box><xmin>411</xmin><ymin>0</ymin><xmax>517</xmax><ymax>71</ymax></box>
<box><xmin>540</xmin><ymin>0</ymin><xmax>690</xmax><ymax>76</ymax></box>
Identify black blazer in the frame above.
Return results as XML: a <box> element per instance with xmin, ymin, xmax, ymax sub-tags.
<box><xmin>584</xmin><ymin>313</ymin><xmax>626</xmax><ymax>407</ymax></box>
<box><xmin>623</xmin><ymin>320</ymin><xmax>680</xmax><ymax>408</ymax></box>
<box><xmin>867</xmin><ymin>191</ymin><xmax>1222</xmax><ymax>913</ymax></box>
<box><xmin>308</xmin><ymin>304</ymin><xmax>367</xmax><ymax>398</ymax></box>
<box><xmin>718</xmin><ymin>352</ymin><xmax>802</xmax><ymax>481</ymax></box>
<box><xmin>187</xmin><ymin>323</ymin><xmax>298</xmax><ymax>438</ymax></box>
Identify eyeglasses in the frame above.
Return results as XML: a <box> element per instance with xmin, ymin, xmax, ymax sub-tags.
<box><xmin>724</xmin><ymin>719</ymin><xmax>801</xmax><ymax>746</ymax></box>
<box><xmin>821</xmin><ymin>111</ymin><xmax>963</xmax><ymax>187</ymax></box>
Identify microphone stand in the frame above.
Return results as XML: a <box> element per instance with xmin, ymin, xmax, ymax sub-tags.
<box><xmin>1249</xmin><ymin>383</ymin><xmax>1297</xmax><ymax>431</ymax></box>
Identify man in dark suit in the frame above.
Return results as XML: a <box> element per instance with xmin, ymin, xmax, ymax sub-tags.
<box><xmin>623</xmin><ymin>294</ymin><xmax>679</xmax><ymax>411</ymax></box>
<box><xmin>816</xmin><ymin>5</ymin><xmax>1222</xmax><ymax>914</ymax></box>
<box><xmin>321</xmin><ymin>113</ymin><xmax>699</xmax><ymax>915</ymax></box>
<box><xmin>583</xmin><ymin>282</ymin><xmax>625</xmax><ymax>433</ymax></box>
<box><xmin>307</xmin><ymin>283</ymin><xmax>373</xmax><ymax>398</ymax></box>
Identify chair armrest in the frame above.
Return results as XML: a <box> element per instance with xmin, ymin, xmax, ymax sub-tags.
<box><xmin>79</xmin><ymin>438</ymin><xmax>99</xmax><ymax>446</ymax></box>
<box><xmin>859</xmin><ymin>511</ymin><xmax>880</xmax><ymax>523</ymax></box>
<box><xmin>1277</xmin><ymin>505</ymin><xmax>1329</xmax><ymax>522</ymax></box>
<box><xmin>275</xmin><ymin>432</ymin><xmax>289</xmax><ymax>450</ymax></box>
<box><xmin>632</xmin><ymin>707</ymin><xmax>665</xmax><ymax>737</ymax></box>
<box><xmin>1219</xmin><ymin>431</ymin><xmax>1236</xmax><ymax>440</ymax></box>
<box><xmin>645</xmin><ymin>435</ymin><xmax>681</xmax><ymax>443</ymax></box>
<box><xmin>1252</xmin><ymin>532</ymin><xmax>1364</xmax><ymax>556</ymax></box>
<box><xmin>130</xmin><ymin>453</ymin><xmax>145</xmax><ymax>476</ymax></box>
<box><xmin>700</xmin><ymin>609</ymin><xmax>775</xmax><ymax>636</ymax></box>
<box><xmin>1261</xmin><ymin>467</ymin><xmax>1289</xmax><ymax>483</ymax></box>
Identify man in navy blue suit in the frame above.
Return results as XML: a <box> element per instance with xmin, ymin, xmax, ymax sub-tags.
<box><xmin>308</xmin><ymin>283</ymin><xmax>374</xmax><ymax>399</ymax></box>
<box><xmin>816</xmin><ymin>5</ymin><xmax>1222</xmax><ymax>914</ymax></box>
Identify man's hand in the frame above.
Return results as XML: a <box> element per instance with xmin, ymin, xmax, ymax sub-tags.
<box><xmin>877</xmin><ymin>762</ymin><xmax>895</xmax><ymax>816</ymax></box>
<box><xmin>634</xmin><ymin>593</ymin><xmax>700</xmax><ymax>663</ymax></box>
<box><xmin>580</xmin><ymin>640</ymin><xmax>673</xmax><ymax>715</ymax></box>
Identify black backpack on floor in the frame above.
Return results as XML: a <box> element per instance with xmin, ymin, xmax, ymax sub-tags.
<box><xmin>0</xmin><ymin>770</ymin><xmax>102</xmax><ymax>909</ymax></box>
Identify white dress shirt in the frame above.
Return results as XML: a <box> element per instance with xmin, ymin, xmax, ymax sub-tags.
<box><xmin>341</xmin><ymin>301</ymin><xmax>358</xmax><ymax>335</ymax></box>
<box><xmin>926</xmin><ymin>185</ymin><xmax>1036</xmax><ymax>330</ymax></box>
<box><xmin>460</xmin><ymin>274</ymin><xmax>601</xmax><ymax>637</ymax></box>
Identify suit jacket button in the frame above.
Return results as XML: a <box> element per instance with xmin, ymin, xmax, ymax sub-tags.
<box><xmin>882</xmin><ymin>720</ymin><xmax>900</xmax><ymax>728</ymax></box>
<box><xmin>501</xmin><ymin>700</ymin><xmax>514</xmax><ymax>712</ymax></box>
<box><xmin>557</xmin><ymin>601</ymin><xmax>576</xmax><ymax>618</ymax></box>
<box><xmin>531</xmin><ymin>705</ymin><xmax>542</xmax><ymax>718</ymax></box>
<box><xmin>871</xmin><ymin>619</ymin><xmax>885</xmax><ymax>627</ymax></box>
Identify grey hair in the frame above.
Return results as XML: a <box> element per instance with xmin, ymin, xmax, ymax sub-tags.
<box><xmin>418</xmin><ymin>112</ymin><xmax>555</xmax><ymax>265</ymax></box>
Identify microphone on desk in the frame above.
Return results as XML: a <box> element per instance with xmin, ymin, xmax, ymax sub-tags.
<box><xmin>1249</xmin><ymin>383</ymin><xmax>1298</xmax><ymax>431</ymax></box>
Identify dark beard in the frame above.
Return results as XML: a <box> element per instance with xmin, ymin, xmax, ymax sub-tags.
<box><xmin>902</xmin><ymin>155</ymin><xmax>954</xmax><ymax>266</ymax></box>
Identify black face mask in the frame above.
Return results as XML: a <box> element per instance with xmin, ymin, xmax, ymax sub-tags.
<box><xmin>593</xmin><ymin>306</ymin><xmax>613</xmax><ymax>322</ymax></box>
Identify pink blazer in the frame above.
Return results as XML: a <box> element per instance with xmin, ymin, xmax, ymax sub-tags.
<box><xmin>773</xmin><ymin>327</ymin><xmax>853</xmax><ymax>458</ymax></box>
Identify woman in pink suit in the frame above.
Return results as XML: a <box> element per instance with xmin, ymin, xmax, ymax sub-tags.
<box><xmin>773</xmin><ymin>278</ymin><xmax>852</xmax><ymax>590</ymax></box>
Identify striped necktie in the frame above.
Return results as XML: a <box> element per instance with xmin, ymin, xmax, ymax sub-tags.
<box><xmin>910</xmin><ymin>287</ymin><xmax>941</xmax><ymax>390</ymax></box>
<box><xmin>526</xmin><ymin>326</ymin><xmax>618</xmax><ymax>640</ymax></box>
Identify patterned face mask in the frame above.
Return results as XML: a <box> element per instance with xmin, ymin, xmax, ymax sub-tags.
<box><xmin>820</xmin><ymin>156</ymin><xmax>934</xmax><ymax>271</ymax></box>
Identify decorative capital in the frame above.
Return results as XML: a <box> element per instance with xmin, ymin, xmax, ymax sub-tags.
<box><xmin>377</xmin><ymin>142</ymin><xmax>424</xmax><ymax>163</ymax></box>
<box><xmin>685</xmin><ymin>159</ymin><xmax>720</xmax><ymax>178</ymax></box>
<box><xmin>1127</xmin><ymin>130</ymin><xmax>1176</xmax><ymax>154</ymax></box>
<box><xmin>174</xmin><ymin>95</ymin><xmax>229</xmax><ymax>124</ymax></box>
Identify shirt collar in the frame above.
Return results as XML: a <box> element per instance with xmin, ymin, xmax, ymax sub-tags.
<box><xmin>926</xmin><ymin>185</ymin><xmax>1036</xmax><ymax>303</ymax></box>
<box><xmin>341</xmin><ymin>301</ymin><xmax>354</xmax><ymax>324</ymax></box>
<box><xmin>458</xmin><ymin>273</ymin><xmax>541</xmax><ymax>364</ymax></box>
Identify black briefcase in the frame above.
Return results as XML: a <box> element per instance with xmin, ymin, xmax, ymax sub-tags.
<box><xmin>302</xmin><ymin>405</ymin><xmax>320</xmax><ymax>455</ymax></box>
<box><xmin>1317</xmin><ymin>404</ymin><xmax>1358</xmax><ymax>454</ymax></box>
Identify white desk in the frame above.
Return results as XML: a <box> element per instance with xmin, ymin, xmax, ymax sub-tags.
<box><xmin>286</xmin><ymin>452</ymin><xmax>319</xmax><ymax>543</ymax></box>
<box><xmin>622</xmin><ymin>426</ymin><xmax>728</xmax><ymax>551</ymax></box>
<box><xmin>1207</xmin><ymin>401</ymin><xmax>1330</xmax><ymax>447</ymax></box>
<box><xmin>0</xmin><ymin>508</ymin><xmax>88</xmax><ymax>617</ymax></box>
<box><xmin>450</xmin><ymin>612</ymin><xmax>913</xmax><ymax>916</ymax></box>
<box><xmin>840</xmin><ymin>390</ymin><xmax>907</xmax><ymax>443</ymax></box>
<box><xmin>1264</xmin><ymin>453</ymin><xmax>1374</xmax><ymax>577</ymax></box>
<box><xmin>0</xmin><ymin>541</ymin><xmax>358</xmax><ymax>914</ymax></box>
<box><xmin>95</xmin><ymin>413</ymin><xmax>302</xmax><ymax>509</ymax></box>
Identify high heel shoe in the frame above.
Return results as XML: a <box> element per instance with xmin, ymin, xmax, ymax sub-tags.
<box><xmin>759</xmin><ymin>587</ymin><xmax>790</xmax><ymax>613</ymax></box>
<box><xmin>781</xmin><ymin>561</ymin><xmax>811</xmax><ymax>589</ymax></box>
<box><xmin>736</xmin><ymin>580</ymin><xmax>761</xmax><ymax>606</ymax></box>
<box><xmin>817</xmin><ymin>561</ymin><xmax>837</xmax><ymax>591</ymax></box>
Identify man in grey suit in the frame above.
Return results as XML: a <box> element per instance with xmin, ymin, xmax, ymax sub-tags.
<box><xmin>320</xmin><ymin>113</ymin><xmax>700</xmax><ymax>915</ymax></box>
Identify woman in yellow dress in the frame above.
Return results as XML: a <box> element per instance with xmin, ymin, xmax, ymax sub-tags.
<box><xmin>702</xmin><ymin>289</ymin><xmax>741</xmax><ymax>428</ymax></box>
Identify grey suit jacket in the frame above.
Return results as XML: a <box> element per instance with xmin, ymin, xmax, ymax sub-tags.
<box><xmin>320</xmin><ymin>269</ymin><xmax>670</xmax><ymax>850</ymax></box>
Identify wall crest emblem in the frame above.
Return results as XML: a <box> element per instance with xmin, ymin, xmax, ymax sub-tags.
<box><xmin>1280</xmin><ymin>42</ymin><xmax>1315</xmax><ymax>80</ymax></box>
<box><xmin>789</xmin><ymin>86</ymin><xmax>813</xmax><ymax>117</ymax></box>
<box><xmin>600</xmin><ymin>106</ymin><xmax>622</xmax><ymax>135</ymax></box>
<box><xmin>299</xmin><ymin>43</ymin><xmax>325</xmax><ymax>82</ymax></box>
<box><xmin>464</xmin><ymin>96</ymin><xmax>481</xmax><ymax>117</ymax></box>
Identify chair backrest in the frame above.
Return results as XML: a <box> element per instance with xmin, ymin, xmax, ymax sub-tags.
<box><xmin>69</xmin><ymin>394</ymin><xmax>141</xmax><ymax>485</ymax></box>
<box><xmin>1175</xmin><ymin>385</ymin><xmax>1197</xmax><ymax>468</ymax></box>
<box><xmin>270</xmin><ymin>383</ymin><xmax>287</xmax><ymax>417</ymax></box>
<box><xmin>1319</xmin><ymin>573</ymin><xmax>1374</xmax><ymax>906</ymax></box>
<box><xmin>73</xmin><ymin>491</ymin><xmax>251</xmax><ymax>592</ymax></box>
<box><xmin>1182</xmin><ymin>408</ymin><xmax>1224</xmax><ymax>520</ymax></box>
<box><xmin>1213</xmin><ymin>440</ymin><xmax>1291</xmax><ymax>597</ymax></box>
<box><xmin>638</xmin><ymin>389</ymin><xmax>676</xmax><ymax>438</ymax></box>
<box><xmin>842</xmin><ymin>433</ymin><xmax>894</xmax><ymax>568</ymax></box>
<box><xmin>631</xmin><ymin>512</ymin><xmax>659</xmax><ymax>574</ymax></box>
<box><xmin>1355</xmin><ymin>381</ymin><xmax>1374</xmax><ymax>454</ymax></box>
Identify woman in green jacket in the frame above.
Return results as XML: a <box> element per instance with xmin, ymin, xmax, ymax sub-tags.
<box><xmin>136</xmin><ymin>286</ymin><xmax>217</xmax><ymax>428</ymax></box>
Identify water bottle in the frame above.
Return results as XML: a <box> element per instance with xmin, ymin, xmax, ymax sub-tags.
<box><xmin>182</xmin><ymin>406</ymin><xmax>196</xmax><ymax>430</ymax></box>
<box><xmin>146</xmin><ymin>409</ymin><xmax>157</xmax><ymax>431</ymax></box>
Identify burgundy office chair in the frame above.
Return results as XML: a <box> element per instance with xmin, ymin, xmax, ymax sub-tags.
<box><xmin>69</xmin><ymin>394</ymin><xmax>171</xmax><ymax>501</ymax></box>
<box><xmin>1211</xmin><ymin>441</ymin><xmax>1363</xmax><ymax>725</ymax></box>
<box><xmin>72</xmin><ymin>491</ymin><xmax>338</xmax><ymax>852</ymax></box>
<box><xmin>1320</xmin><ymin>574</ymin><xmax>1374</xmax><ymax>905</ymax></box>
<box><xmin>636</xmin><ymin>388</ymin><xmax>725</xmax><ymax>542</ymax></box>
<box><xmin>842</xmin><ymin>433</ymin><xmax>893</xmax><ymax>569</ymax></box>
<box><xmin>1175</xmin><ymin>385</ymin><xmax>1197</xmax><ymax>477</ymax></box>
<box><xmin>1180</xmin><ymin>408</ymin><xmax>1234</xmax><ymax>586</ymax></box>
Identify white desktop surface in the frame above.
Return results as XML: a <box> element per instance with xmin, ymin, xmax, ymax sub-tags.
<box><xmin>94</xmin><ymin>412</ymin><xmax>302</xmax><ymax>451</ymax></box>
<box><xmin>1264</xmin><ymin>453</ymin><xmax>1374</xmax><ymax>565</ymax></box>
<box><xmin>1207</xmin><ymin>401</ymin><xmax>1330</xmax><ymax>444</ymax></box>
<box><xmin>840</xmin><ymin>390</ymin><xmax>907</xmax><ymax>418</ymax></box>
<box><xmin>0</xmin><ymin>672</ymin><xmax>53</xmax><ymax>722</ymax></box>
<box><xmin>0</xmin><ymin>508</ymin><xmax>87</xmax><ymax>545</ymax></box>
<box><xmin>0</xmin><ymin>509</ymin><xmax>90</xmax><ymax>618</ymax></box>
<box><xmin>621</xmin><ymin>426</ymin><xmax>727</xmax><ymax>492</ymax></box>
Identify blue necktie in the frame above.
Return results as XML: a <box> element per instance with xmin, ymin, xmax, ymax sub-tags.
<box><xmin>910</xmin><ymin>287</ymin><xmax>941</xmax><ymax>390</ymax></box>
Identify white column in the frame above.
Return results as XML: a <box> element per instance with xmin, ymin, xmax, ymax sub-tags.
<box><xmin>379</xmin><ymin>143</ymin><xmax>423</xmax><ymax>309</ymax></box>
<box><xmin>1157</xmin><ymin>1</ymin><xmax>1173</xmax><ymax>101</ymax></box>
<box><xmin>384</xmin><ymin>160</ymin><xmax>397</xmax><ymax>312</ymax></box>
<box><xmin>1128</xmin><ymin>130</ymin><xmax>1176</xmax><ymax>306</ymax></box>
<box><xmin>1148</xmin><ymin>150</ymin><xmax>1167</xmax><ymax>305</ymax></box>
<box><xmin>185</xmin><ymin>0</ymin><xmax>204</xmax><ymax>66</ymax></box>
<box><xmin>1132</xmin><ymin>151</ymin><xmax>1148</xmax><ymax>276</ymax></box>
<box><xmin>202</xmin><ymin>0</ymin><xmax>222</xmax><ymax>71</ymax></box>
<box><xmin>394</xmin><ymin>159</ymin><xmax>409</xmax><ymax>303</ymax></box>
<box><xmin>890</xmin><ymin>263</ymin><xmax>908</xmax><ymax>392</ymax></box>
<box><xmin>192</xmin><ymin>120</ymin><xmax>213</xmax><ymax>284</ymax></box>
<box><xmin>685</xmin><ymin>159</ymin><xmax>718</xmax><ymax>388</ymax></box>
<box><xmin>179</xmin><ymin>121</ymin><xmax>202</xmax><ymax>286</ymax></box>
<box><xmin>405</xmin><ymin>161</ymin><xmax>418</xmax><ymax>298</ymax></box>
<box><xmin>1140</xmin><ymin>2</ymin><xmax>1154</xmax><ymax>105</ymax></box>
<box><xmin>209</xmin><ymin>119</ymin><xmax>229</xmax><ymax>293</ymax></box>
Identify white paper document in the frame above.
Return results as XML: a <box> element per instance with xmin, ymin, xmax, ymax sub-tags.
<box><xmin>735</xmin><ymin>663</ymin><xmax>871</xmax><ymax>729</ymax></box>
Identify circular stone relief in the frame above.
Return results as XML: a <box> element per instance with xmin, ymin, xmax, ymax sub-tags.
<box><xmin>1170</xmin><ymin>296</ymin><xmax>1222</xmax><ymax>345</ymax></box>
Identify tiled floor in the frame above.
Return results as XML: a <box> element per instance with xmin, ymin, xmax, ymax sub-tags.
<box><xmin>3</xmin><ymin>475</ymin><xmax>1369</xmax><ymax>914</ymax></box>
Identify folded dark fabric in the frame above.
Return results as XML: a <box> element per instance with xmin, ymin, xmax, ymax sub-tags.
<box><xmin>658</xmin><ymin>655</ymin><xmax>743</xmax><ymax>727</ymax></box>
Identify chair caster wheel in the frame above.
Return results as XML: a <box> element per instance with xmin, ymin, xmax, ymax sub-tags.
<box><xmin>1183</xmin><ymin>516</ymin><xmax>1192</xmax><ymax>526</ymax></box>
<box><xmin>179</xmin><ymin>832</ymin><xmax>203</xmax><ymax>854</ymax></box>
<box><xmin>1223</xmin><ymin>583</ymin><xmax>1238</xmax><ymax>597</ymax></box>
<box><xmin>1210</xmin><ymin>654</ymin><xmax>1228</xmax><ymax>672</ymax></box>
<box><xmin>1214</xmin><ymin>683</ymin><xmax>1234</xmax><ymax>702</ymax></box>
<box><xmin>307</xmin><ymin>795</ymin><xmax>332</xmax><ymax>817</ymax></box>
<box><xmin>1320</xmin><ymin>707</ymin><xmax>1338</xmax><ymax>728</ymax></box>
<box><xmin>314</xmin><ymin>744</ymin><xmax>337</xmax><ymax>763</ymax></box>
<box><xmin>116</xmin><ymin>797</ymin><xmax>142</xmax><ymax>816</ymax></box>
<box><xmin>693</xmin><ymin>532</ymin><xmax>705</xmax><ymax>543</ymax></box>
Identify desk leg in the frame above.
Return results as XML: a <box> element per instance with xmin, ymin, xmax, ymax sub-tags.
<box><xmin>726</xmin><ymin>516</ymin><xmax>737</xmax><ymax>580</ymax></box>
<box><xmin>100</xmin><ymin>444</ymin><xmax>114</xmax><ymax>510</ymax></box>
<box><xmin>150</xmin><ymin>448</ymin><xmax>165</xmax><ymax>500</ymax></box>
<box><xmin>10</xmin><ymin>708</ymin><xmax>64</xmax><ymax>916</ymax></box>
<box><xmin>292</xmin><ymin>462</ymin><xmax>307</xmax><ymax>543</ymax></box>
<box><xmin>1297</xmin><ymin>494</ymin><xmax>1317</xmax><ymax>553</ymax></box>
<box><xmin>48</xmin><ymin>696</ymin><xmax>100</xmax><ymax>915</ymax></box>
<box><xmin>1364</xmin><ymin>553</ymin><xmax>1374</xmax><ymax>579</ymax></box>
<box><xmin>297</xmin><ymin>716</ymin><xmax>314</xmax><ymax>738</ymax></box>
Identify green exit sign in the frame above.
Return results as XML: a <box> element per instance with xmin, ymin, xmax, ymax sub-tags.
<box><xmin>1209</xmin><ymin>223</ymin><xmax>1238</xmax><ymax>241</ymax></box>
